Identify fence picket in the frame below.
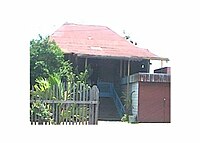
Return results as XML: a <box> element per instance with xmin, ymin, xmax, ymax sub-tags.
<box><xmin>73</xmin><ymin>84</ymin><xmax>75</xmax><ymax>101</ymax></box>
<box><xmin>30</xmin><ymin>82</ymin><xmax>99</xmax><ymax>125</ymax></box>
<box><xmin>30</xmin><ymin>87</ymin><xmax>33</xmax><ymax>125</ymax></box>
<box><xmin>65</xmin><ymin>103</ymin><xmax>67</xmax><ymax>125</ymax></box>
<box><xmin>82</xmin><ymin>84</ymin><xmax>85</xmax><ymax>125</ymax></box>
<box><xmin>80</xmin><ymin>84</ymin><xmax>82</xmax><ymax>124</ymax></box>
<box><xmin>52</xmin><ymin>99</ymin><xmax>55</xmax><ymax>123</ymax></box>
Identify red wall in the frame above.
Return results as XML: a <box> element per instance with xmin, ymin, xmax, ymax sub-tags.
<box><xmin>138</xmin><ymin>82</ymin><xmax>170</xmax><ymax>123</ymax></box>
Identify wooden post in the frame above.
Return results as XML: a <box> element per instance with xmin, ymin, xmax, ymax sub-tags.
<box><xmin>161</xmin><ymin>60</ymin><xmax>163</xmax><ymax>68</ymax></box>
<box><xmin>126</xmin><ymin>60</ymin><xmax>130</xmax><ymax>112</ymax></box>
<box><xmin>89</xmin><ymin>85</ymin><xmax>99</xmax><ymax>125</ymax></box>
<box><xmin>75</xmin><ymin>55</ymin><xmax>78</xmax><ymax>73</ymax></box>
<box><xmin>75</xmin><ymin>55</ymin><xmax>78</xmax><ymax>65</ymax></box>
<box><xmin>85</xmin><ymin>57</ymin><xmax>88</xmax><ymax>69</ymax></box>
<box><xmin>120</xmin><ymin>60</ymin><xmax>122</xmax><ymax>78</ymax></box>
<box><xmin>123</xmin><ymin>60</ymin><xmax>126</xmax><ymax>77</ymax></box>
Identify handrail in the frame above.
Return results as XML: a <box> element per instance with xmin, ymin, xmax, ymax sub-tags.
<box><xmin>97</xmin><ymin>82</ymin><xmax>125</xmax><ymax>118</ymax></box>
<box><xmin>111</xmin><ymin>84</ymin><xmax>125</xmax><ymax>118</ymax></box>
<box><xmin>97</xmin><ymin>82</ymin><xmax>113</xmax><ymax>97</ymax></box>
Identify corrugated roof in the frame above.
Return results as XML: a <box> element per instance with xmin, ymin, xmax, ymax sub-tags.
<box><xmin>51</xmin><ymin>23</ymin><xmax>169</xmax><ymax>61</ymax></box>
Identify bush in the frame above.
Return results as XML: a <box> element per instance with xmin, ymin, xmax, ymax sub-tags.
<box><xmin>30</xmin><ymin>35</ymin><xmax>90</xmax><ymax>124</ymax></box>
<box><xmin>30</xmin><ymin>35</ymin><xmax>68</xmax><ymax>86</ymax></box>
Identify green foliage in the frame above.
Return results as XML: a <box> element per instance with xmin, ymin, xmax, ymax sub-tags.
<box><xmin>121</xmin><ymin>91</ymin><xmax>132</xmax><ymax>114</ymax></box>
<box><xmin>60</xmin><ymin>104</ymin><xmax>89</xmax><ymax>123</ymax></box>
<box><xmin>30</xmin><ymin>77</ymin><xmax>52</xmax><ymax>100</ymax></box>
<box><xmin>30</xmin><ymin>35</ymin><xmax>69</xmax><ymax>86</ymax></box>
<box><xmin>30</xmin><ymin>100</ymin><xmax>53</xmax><ymax>123</ymax></box>
<box><xmin>120</xmin><ymin>92</ymin><xmax>133</xmax><ymax>123</ymax></box>
<box><xmin>76</xmin><ymin>69</ymin><xmax>89</xmax><ymax>83</ymax></box>
<box><xmin>34</xmin><ymin>77</ymin><xmax>50</xmax><ymax>92</ymax></box>
<box><xmin>30</xmin><ymin>73</ymin><xmax>90</xmax><ymax>124</ymax></box>
<box><xmin>121</xmin><ymin>114</ymin><xmax>129</xmax><ymax>122</ymax></box>
<box><xmin>30</xmin><ymin>34</ymin><xmax>91</xmax><ymax>124</ymax></box>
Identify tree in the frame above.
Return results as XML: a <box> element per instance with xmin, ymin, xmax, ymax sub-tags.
<box><xmin>30</xmin><ymin>35</ymin><xmax>68</xmax><ymax>86</ymax></box>
<box><xmin>30</xmin><ymin>35</ymin><xmax>90</xmax><ymax>124</ymax></box>
<box><xmin>30</xmin><ymin>35</ymin><xmax>89</xmax><ymax>86</ymax></box>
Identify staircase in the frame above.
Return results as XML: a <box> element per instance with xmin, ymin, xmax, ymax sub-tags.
<box><xmin>98</xmin><ymin>97</ymin><xmax>121</xmax><ymax>121</ymax></box>
<box><xmin>97</xmin><ymin>82</ymin><xmax>125</xmax><ymax>121</ymax></box>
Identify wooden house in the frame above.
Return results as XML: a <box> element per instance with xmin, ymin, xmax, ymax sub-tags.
<box><xmin>51</xmin><ymin>23</ymin><xmax>170</xmax><ymax>122</ymax></box>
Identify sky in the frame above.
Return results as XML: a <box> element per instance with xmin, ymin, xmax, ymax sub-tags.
<box><xmin>1</xmin><ymin>0</ymin><xmax>200</xmax><ymax>143</ymax></box>
<box><xmin>14</xmin><ymin>0</ymin><xmax>198</xmax><ymax>72</ymax></box>
<box><xmin>18</xmin><ymin>0</ymin><xmax>199</xmax><ymax>73</ymax></box>
<box><xmin>24</xmin><ymin>0</ymin><xmax>184</xmax><ymax>72</ymax></box>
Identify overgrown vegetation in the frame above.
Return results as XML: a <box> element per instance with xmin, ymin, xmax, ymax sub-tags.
<box><xmin>120</xmin><ymin>91</ymin><xmax>133</xmax><ymax>123</ymax></box>
<box><xmin>30</xmin><ymin>35</ymin><xmax>90</xmax><ymax>124</ymax></box>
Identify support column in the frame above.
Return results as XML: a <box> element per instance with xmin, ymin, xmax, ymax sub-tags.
<box><xmin>85</xmin><ymin>57</ymin><xmax>88</xmax><ymax>69</ymax></box>
<box><xmin>123</xmin><ymin>60</ymin><xmax>126</xmax><ymax>77</ymax></box>
<box><xmin>120</xmin><ymin>60</ymin><xmax>122</xmax><ymax>78</ymax></box>
<box><xmin>161</xmin><ymin>60</ymin><xmax>163</xmax><ymax>68</ymax></box>
<box><xmin>127</xmin><ymin>60</ymin><xmax>130</xmax><ymax>93</ymax></box>
<box><xmin>75</xmin><ymin>55</ymin><xmax>78</xmax><ymax>73</ymax></box>
<box><xmin>126</xmin><ymin>60</ymin><xmax>131</xmax><ymax>112</ymax></box>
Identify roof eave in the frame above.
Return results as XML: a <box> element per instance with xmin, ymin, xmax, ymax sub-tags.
<box><xmin>70</xmin><ymin>53</ymin><xmax>169</xmax><ymax>61</ymax></box>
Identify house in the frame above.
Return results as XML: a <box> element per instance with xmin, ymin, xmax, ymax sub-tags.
<box><xmin>51</xmin><ymin>23</ymin><xmax>170</xmax><ymax>123</ymax></box>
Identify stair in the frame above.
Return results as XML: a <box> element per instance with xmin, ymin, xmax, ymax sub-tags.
<box><xmin>98</xmin><ymin>97</ymin><xmax>121</xmax><ymax>121</ymax></box>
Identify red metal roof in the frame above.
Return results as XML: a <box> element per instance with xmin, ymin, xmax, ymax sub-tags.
<box><xmin>51</xmin><ymin>23</ymin><xmax>168</xmax><ymax>61</ymax></box>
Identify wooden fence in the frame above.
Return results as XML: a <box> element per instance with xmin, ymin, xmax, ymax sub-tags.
<box><xmin>30</xmin><ymin>83</ymin><xmax>99</xmax><ymax>125</ymax></box>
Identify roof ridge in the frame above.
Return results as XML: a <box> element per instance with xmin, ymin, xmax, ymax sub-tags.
<box><xmin>51</xmin><ymin>22</ymin><xmax>169</xmax><ymax>61</ymax></box>
<box><xmin>64</xmin><ymin>22</ymin><xmax>108</xmax><ymax>28</ymax></box>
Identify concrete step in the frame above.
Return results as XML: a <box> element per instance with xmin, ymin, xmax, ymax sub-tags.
<box><xmin>98</xmin><ymin>97</ymin><xmax>121</xmax><ymax>121</ymax></box>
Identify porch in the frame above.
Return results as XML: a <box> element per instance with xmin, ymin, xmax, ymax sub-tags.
<box><xmin>64</xmin><ymin>54</ymin><xmax>162</xmax><ymax>121</ymax></box>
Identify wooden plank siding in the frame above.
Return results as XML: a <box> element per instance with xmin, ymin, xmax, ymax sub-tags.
<box><xmin>131</xmin><ymin>82</ymin><xmax>139</xmax><ymax>121</ymax></box>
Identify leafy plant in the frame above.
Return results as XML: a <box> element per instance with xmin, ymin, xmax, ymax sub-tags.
<box><xmin>121</xmin><ymin>114</ymin><xmax>129</xmax><ymax>122</ymax></box>
<box><xmin>30</xmin><ymin>35</ymin><xmax>69</xmax><ymax>86</ymax></box>
<box><xmin>30</xmin><ymin>74</ymin><xmax>90</xmax><ymax>124</ymax></box>
<box><xmin>59</xmin><ymin>104</ymin><xmax>89</xmax><ymax>123</ymax></box>
<box><xmin>30</xmin><ymin>35</ymin><xmax>91</xmax><ymax>124</ymax></box>
<box><xmin>30</xmin><ymin>100</ymin><xmax>54</xmax><ymax>124</ymax></box>
<box><xmin>121</xmin><ymin>91</ymin><xmax>132</xmax><ymax>114</ymax></box>
<box><xmin>76</xmin><ymin>69</ymin><xmax>89</xmax><ymax>83</ymax></box>
<box><xmin>120</xmin><ymin>91</ymin><xmax>133</xmax><ymax>123</ymax></box>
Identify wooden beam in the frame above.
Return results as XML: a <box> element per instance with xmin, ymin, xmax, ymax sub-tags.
<box><xmin>126</xmin><ymin>60</ymin><xmax>130</xmax><ymax>110</ymax></box>
<box><xmin>85</xmin><ymin>57</ymin><xmax>88</xmax><ymax>69</ymax></box>
<box><xmin>75</xmin><ymin>55</ymin><xmax>78</xmax><ymax>73</ymax></box>
<box><xmin>127</xmin><ymin>60</ymin><xmax>130</xmax><ymax>77</ymax></box>
<box><xmin>161</xmin><ymin>60</ymin><xmax>163</xmax><ymax>68</ymax></box>
<box><xmin>123</xmin><ymin>60</ymin><xmax>126</xmax><ymax>77</ymax></box>
<box><xmin>120</xmin><ymin>60</ymin><xmax>122</xmax><ymax>78</ymax></box>
<box><xmin>75</xmin><ymin>55</ymin><xmax>78</xmax><ymax>64</ymax></box>
<box><xmin>125</xmin><ymin>60</ymin><xmax>130</xmax><ymax>112</ymax></box>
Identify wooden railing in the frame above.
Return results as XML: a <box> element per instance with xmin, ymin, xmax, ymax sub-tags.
<box><xmin>111</xmin><ymin>84</ymin><xmax>125</xmax><ymax>118</ymax></box>
<box><xmin>121</xmin><ymin>73</ymin><xmax>171</xmax><ymax>84</ymax></box>
<box><xmin>97</xmin><ymin>82</ymin><xmax>125</xmax><ymax>118</ymax></box>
